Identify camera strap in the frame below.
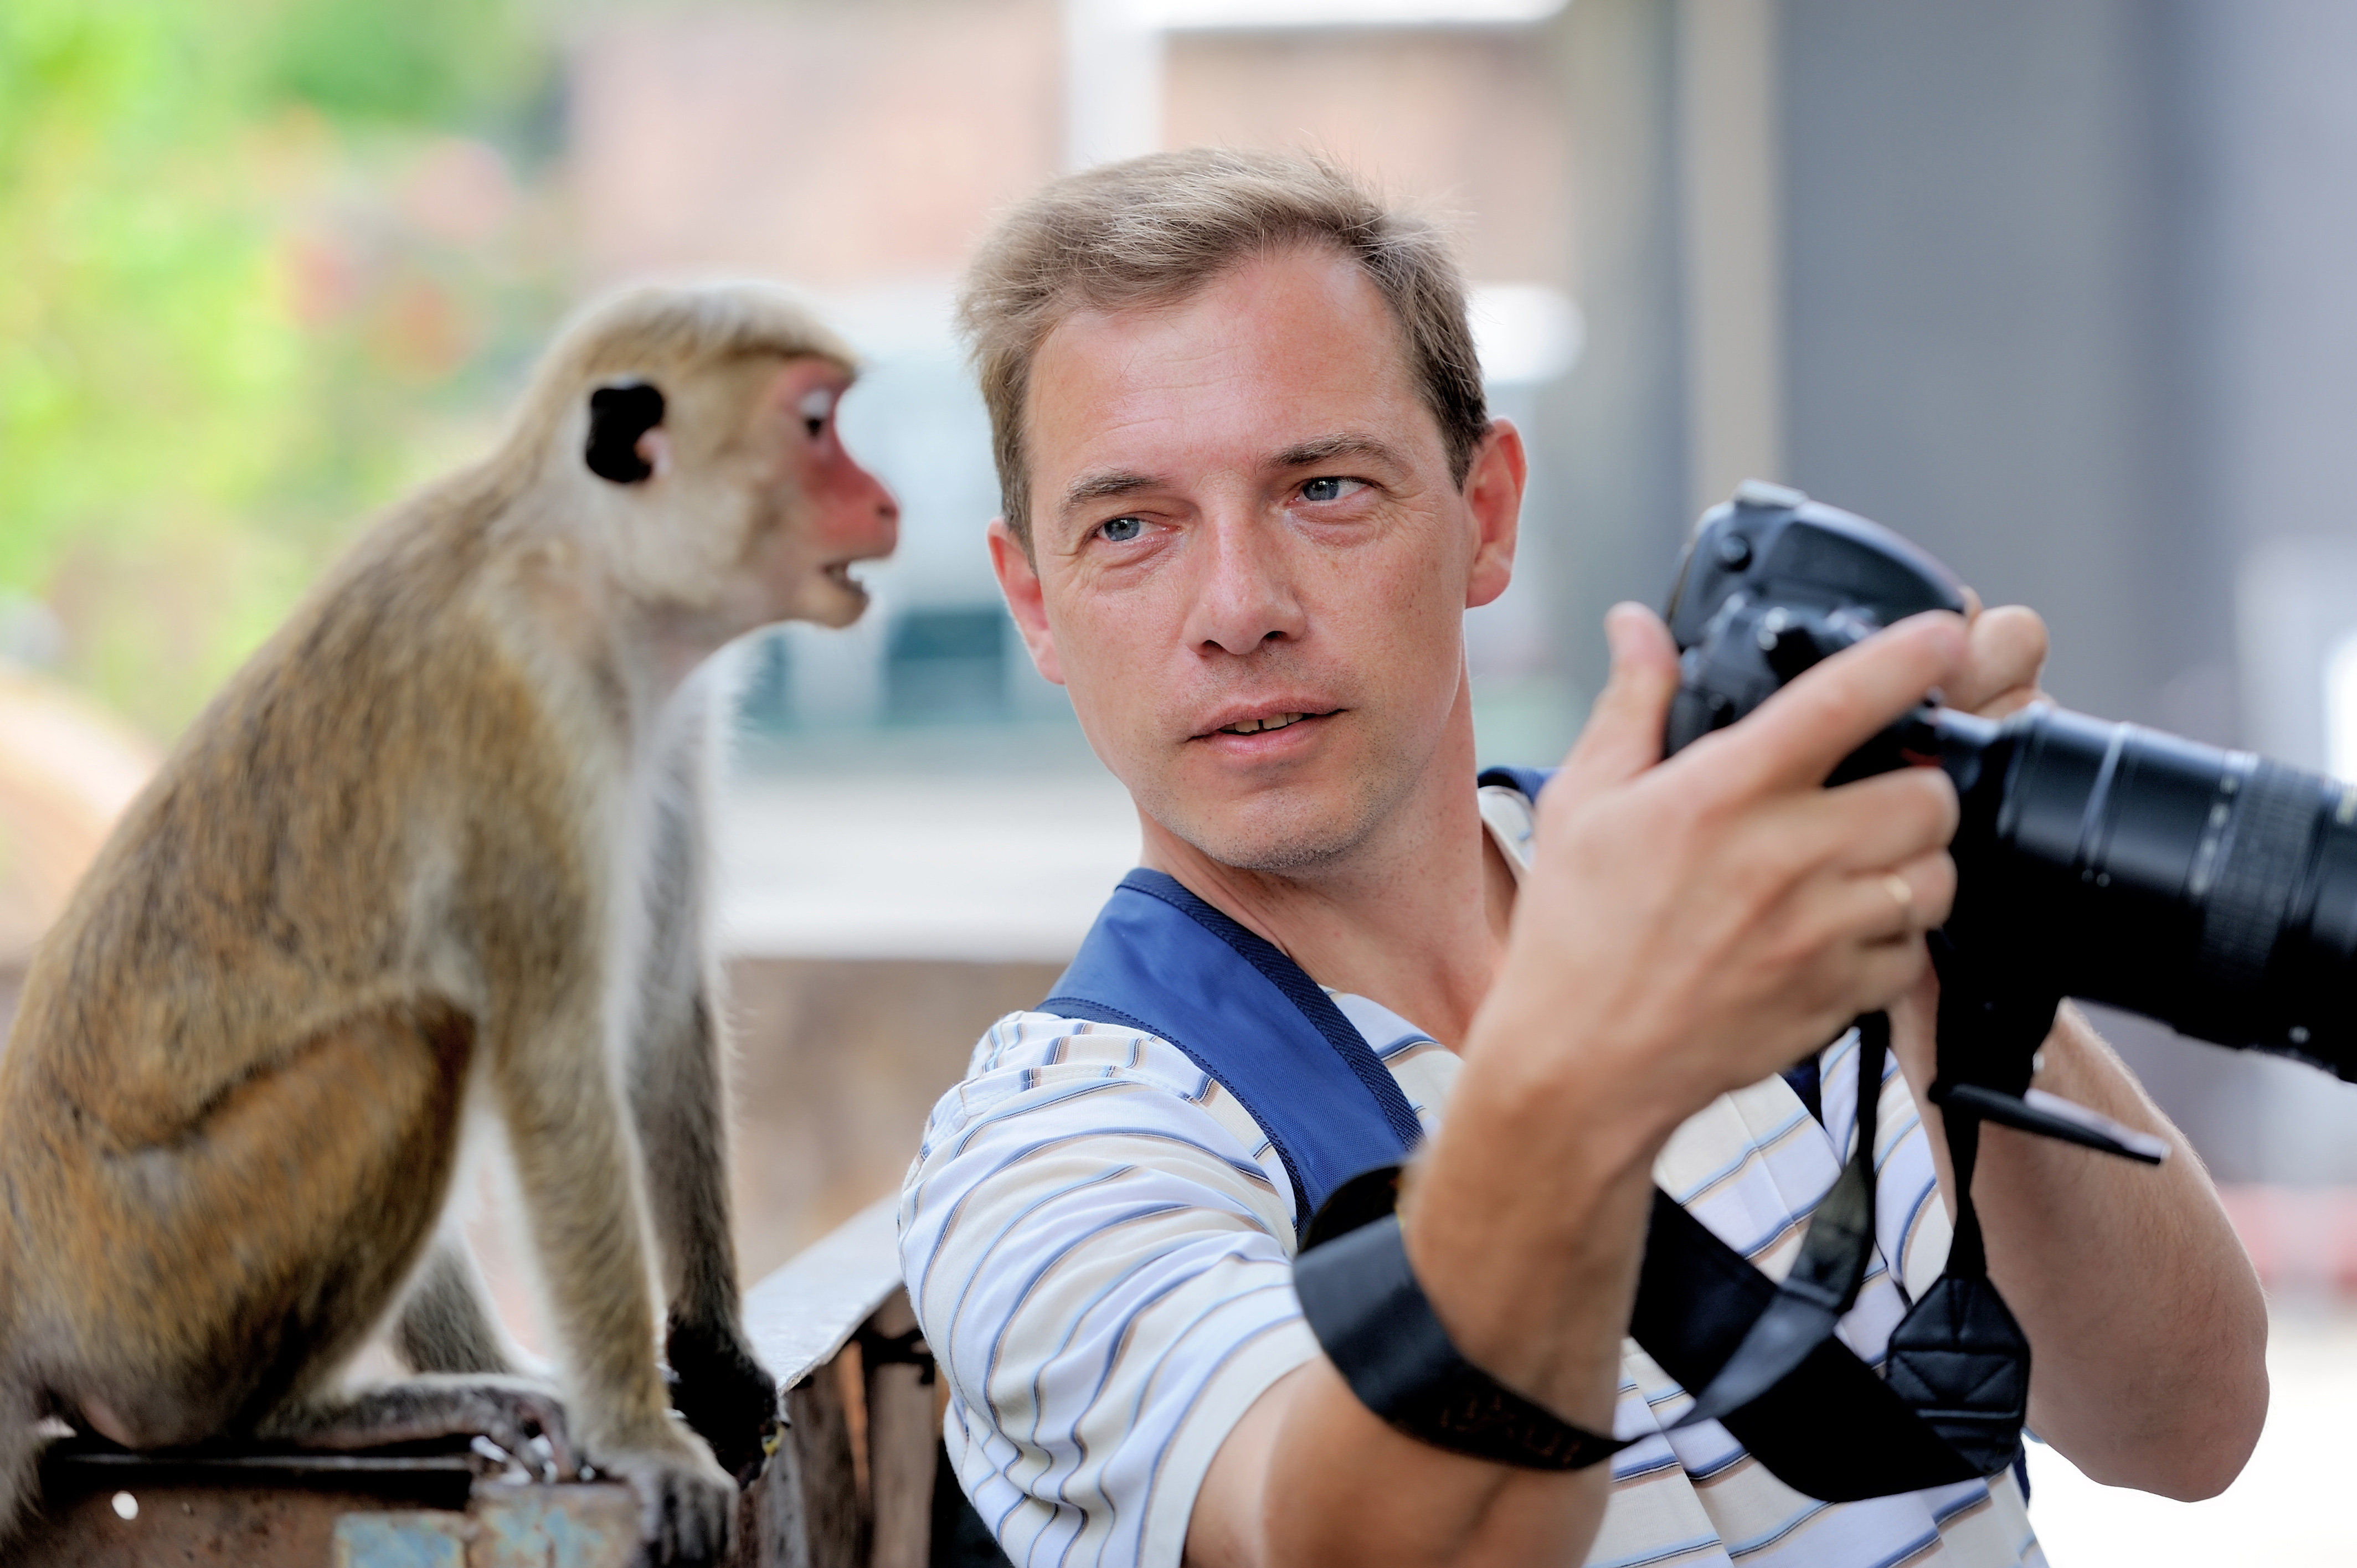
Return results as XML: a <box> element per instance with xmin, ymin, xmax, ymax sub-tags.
<box><xmin>1668</xmin><ymin>1014</ymin><xmax>1888</xmax><ymax>1427</ymax></box>
<box><xmin>1867</xmin><ymin>933</ymin><xmax>2042</xmax><ymax>1474</ymax></box>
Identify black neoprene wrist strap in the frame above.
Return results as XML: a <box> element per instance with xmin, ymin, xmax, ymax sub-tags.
<box><xmin>1293</xmin><ymin>1193</ymin><xmax>1628</xmax><ymax>1471</ymax></box>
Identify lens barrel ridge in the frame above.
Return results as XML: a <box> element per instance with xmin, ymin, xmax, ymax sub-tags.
<box><xmin>1943</xmin><ymin>705</ymin><xmax>2357</xmax><ymax>1075</ymax></box>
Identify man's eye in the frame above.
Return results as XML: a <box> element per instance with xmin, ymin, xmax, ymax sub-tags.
<box><xmin>1098</xmin><ymin>516</ymin><xmax>1144</xmax><ymax>543</ymax></box>
<box><xmin>1300</xmin><ymin>476</ymin><xmax>1362</xmax><ymax>503</ymax></box>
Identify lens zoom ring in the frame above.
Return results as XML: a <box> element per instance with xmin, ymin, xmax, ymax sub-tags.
<box><xmin>2198</xmin><ymin>763</ymin><xmax>2316</xmax><ymax>991</ymax></box>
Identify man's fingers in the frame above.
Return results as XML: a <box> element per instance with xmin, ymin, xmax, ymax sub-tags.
<box><xmin>1707</xmin><ymin>611</ymin><xmax>1969</xmax><ymax>796</ymax></box>
<box><xmin>1809</xmin><ymin>767</ymin><xmax>1961</xmax><ymax>873</ymax></box>
<box><xmin>1552</xmin><ymin>602</ymin><xmax>1681</xmax><ymax>798</ymax></box>
<box><xmin>1826</xmin><ymin>849</ymin><xmax>1957</xmax><ymax>943</ymax></box>
<box><xmin>1947</xmin><ymin>602</ymin><xmax>2049</xmax><ymax>715</ymax></box>
<box><xmin>1844</xmin><ymin>926</ymin><xmax>1937</xmax><ymax>1018</ymax></box>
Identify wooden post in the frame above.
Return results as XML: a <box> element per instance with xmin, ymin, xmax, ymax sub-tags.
<box><xmin>860</xmin><ymin>1293</ymin><xmax>937</xmax><ymax>1568</ymax></box>
<box><xmin>736</xmin><ymin>1197</ymin><xmax>948</xmax><ymax>1568</ymax></box>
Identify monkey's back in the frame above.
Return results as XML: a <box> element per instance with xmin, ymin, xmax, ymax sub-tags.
<box><xmin>0</xmin><ymin>471</ymin><xmax>613</xmax><ymax>1360</ymax></box>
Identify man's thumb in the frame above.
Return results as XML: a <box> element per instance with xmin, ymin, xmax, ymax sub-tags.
<box><xmin>1553</xmin><ymin>603</ymin><xmax>1682</xmax><ymax>794</ymax></box>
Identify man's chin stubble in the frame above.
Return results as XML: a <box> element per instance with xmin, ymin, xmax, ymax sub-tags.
<box><xmin>1139</xmin><ymin>769</ymin><xmax>1408</xmax><ymax>876</ymax></box>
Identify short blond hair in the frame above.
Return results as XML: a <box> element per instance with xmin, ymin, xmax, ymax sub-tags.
<box><xmin>958</xmin><ymin>148</ymin><xmax>1488</xmax><ymax>550</ymax></box>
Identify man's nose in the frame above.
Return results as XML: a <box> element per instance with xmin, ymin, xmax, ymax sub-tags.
<box><xmin>1183</xmin><ymin>512</ymin><xmax>1305</xmax><ymax>657</ymax></box>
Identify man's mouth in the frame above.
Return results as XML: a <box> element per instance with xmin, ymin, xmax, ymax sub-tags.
<box><xmin>1221</xmin><ymin>712</ymin><xmax>1305</xmax><ymax>734</ymax></box>
<box><xmin>1205</xmin><ymin>708</ymin><xmax>1336</xmax><ymax>737</ymax></box>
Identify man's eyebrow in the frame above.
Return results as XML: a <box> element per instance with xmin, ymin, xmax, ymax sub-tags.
<box><xmin>1270</xmin><ymin>433</ymin><xmax>1407</xmax><ymax>471</ymax></box>
<box><xmin>1059</xmin><ymin>470</ymin><xmax>1161</xmax><ymax>512</ymax></box>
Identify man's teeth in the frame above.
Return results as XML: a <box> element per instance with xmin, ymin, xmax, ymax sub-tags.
<box><xmin>1221</xmin><ymin>713</ymin><xmax>1308</xmax><ymax>735</ymax></box>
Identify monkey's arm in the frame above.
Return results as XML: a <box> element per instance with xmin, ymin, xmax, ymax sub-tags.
<box><xmin>635</xmin><ymin>982</ymin><xmax>776</xmax><ymax>1481</ymax></box>
<box><xmin>495</xmin><ymin>991</ymin><xmax>735</xmax><ymax>1562</ymax></box>
<box><xmin>628</xmin><ymin>693</ymin><xmax>778</xmax><ymax>1479</ymax></box>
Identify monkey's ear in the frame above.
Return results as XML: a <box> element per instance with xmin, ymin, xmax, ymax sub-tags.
<box><xmin>585</xmin><ymin>381</ymin><xmax>667</xmax><ymax>484</ymax></box>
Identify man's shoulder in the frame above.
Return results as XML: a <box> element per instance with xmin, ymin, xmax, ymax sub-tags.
<box><xmin>963</xmin><ymin>1006</ymin><xmax>1212</xmax><ymax>1091</ymax></box>
<box><xmin>913</xmin><ymin>1008</ymin><xmax>1247</xmax><ymax>1159</ymax></box>
<box><xmin>902</xmin><ymin>1006</ymin><xmax>1303</xmax><ymax>1253</ymax></box>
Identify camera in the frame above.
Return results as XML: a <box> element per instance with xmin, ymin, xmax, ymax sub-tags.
<box><xmin>1665</xmin><ymin>480</ymin><xmax>2357</xmax><ymax>1081</ymax></box>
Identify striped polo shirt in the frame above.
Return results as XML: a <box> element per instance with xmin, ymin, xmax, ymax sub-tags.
<box><xmin>898</xmin><ymin>787</ymin><xmax>2046</xmax><ymax>1567</ymax></box>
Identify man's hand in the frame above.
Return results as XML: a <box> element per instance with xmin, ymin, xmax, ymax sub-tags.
<box><xmin>1404</xmin><ymin>602</ymin><xmax>1970</xmax><ymax>1423</ymax></box>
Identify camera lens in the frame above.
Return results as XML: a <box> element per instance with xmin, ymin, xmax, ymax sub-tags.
<box><xmin>1938</xmin><ymin>706</ymin><xmax>2357</xmax><ymax>1075</ymax></box>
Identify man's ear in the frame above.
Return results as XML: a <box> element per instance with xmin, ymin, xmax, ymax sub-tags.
<box><xmin>1463</xmin><ymin>418</ymin><xmax>1526</xmax><ymax>610</ymax></box>
<box><xmin>989</xmin><ymin>517</ymin><xmax>1066</xmax><ymax>687</ymax></box>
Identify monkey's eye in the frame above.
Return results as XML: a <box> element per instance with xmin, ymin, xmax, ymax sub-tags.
<box><xmin>1298</xmin><ymin>476</ymin><xmax>1367</xmax><ymax>504</ymax></box>
<box><xmin>798</xmin><ymin>386</ymin><xmax>836</xmax><ymax>439</ymax></box>
<box><xmin>1097</xmin><ymin>516</ymin><xmax>1145</xmax><ymax>544</ymax></box>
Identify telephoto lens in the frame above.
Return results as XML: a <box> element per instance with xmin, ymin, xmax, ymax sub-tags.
<box><xmin>1665</xmin><ymin>481</ymin><xmax>2357</xmax><ymax>1081</ymax></box>
<box><xmin>1926</xmin><ymin>704</ymin><xmax>2357</xmax><ymax>1078</ymax></box>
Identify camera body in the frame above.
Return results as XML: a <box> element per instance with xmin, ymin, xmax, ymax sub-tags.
<box><xmin>1663</xmin><ymin>481</ymin><xmax>1965</xmax><ymax>765</ymax></box>
<box><xmin>1664</xmin><ymin>481</ymin><xmax>2357</xmax><ymax>1080</ymax></box>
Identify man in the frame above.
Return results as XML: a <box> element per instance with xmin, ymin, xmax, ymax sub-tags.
<box><xmin>900</xmin><ymin>148</ymin><xmax>2266</xmax><ymax>1567</ymax></box>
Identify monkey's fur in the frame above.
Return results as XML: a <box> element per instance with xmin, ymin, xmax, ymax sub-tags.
<box><xmin>0</xmin><ymin>282</ymin><xmax>898</xmax><ymax>1561</ymax></box>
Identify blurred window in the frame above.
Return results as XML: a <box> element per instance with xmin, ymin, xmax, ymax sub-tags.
<box><xmin>886</xmin><ymin>607</ymin><xmax>1009</xmax><ymax>721</ymax></box>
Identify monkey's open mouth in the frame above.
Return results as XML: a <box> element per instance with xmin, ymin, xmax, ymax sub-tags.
<box><xmin>821</xmin><ymin>561</ymin><xmax>866</xmax><ymax>592</ymax></box>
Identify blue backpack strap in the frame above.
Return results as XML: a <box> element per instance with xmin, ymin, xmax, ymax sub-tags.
<box><xmin>1043</xmin><ymin>868</ymin><xmax>1424</xmax><ymax>1229</ymax></box>
<box><xmin>1476</xmin><ymin>764</ymin><xmax>1555</xmax><ymax>800</ymax></box>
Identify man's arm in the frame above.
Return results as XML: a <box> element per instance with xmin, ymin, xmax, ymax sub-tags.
<box><xmin>1891</xmin><ymin>602</ymin><xmax>2268</xmax><ymax>1502</ymax></box>
<box><xmin>1192</xmin><ymin>605</ymin><xmax>1975</xmax><ymax>1567</ymax></box>
<box><xmin>1971</xmin><ymin>1006</ymin><xmax>2266</xmax><ymax>1497</ymax></box>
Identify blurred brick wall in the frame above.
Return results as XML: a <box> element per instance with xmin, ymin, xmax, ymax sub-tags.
<box><xmin>1163</xmin><ymin>27</ymin><xmax>1573</xmax><ymax>288</ymax></box>
<box><xmin>722</xmin><ymin>955</ymin><xmax>1060</xmax><ymax>1281</ymax></box>
<box><xmin>567</xmin><ymin>0</ymin><xmax>1062</xmax><ymax>288</ymax></box>
<box><xmin>469</xmin><ymin>953</ymin><xmax>1058</xmax><ymax>1354</ymax></box>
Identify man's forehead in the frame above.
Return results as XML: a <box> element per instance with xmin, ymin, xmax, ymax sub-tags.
<box><xmin>1024</xmin><ymin>249</ymin><xmax>1435</xmax><ymax>509</ymax></box>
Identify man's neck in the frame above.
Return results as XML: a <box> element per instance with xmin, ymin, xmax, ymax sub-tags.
<box><xmin>1136</xmin><ymin>687</ymin><xmax>1514</xmax><ymax>1050</ymax></box>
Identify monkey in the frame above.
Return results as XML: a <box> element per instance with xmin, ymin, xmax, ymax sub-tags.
<box><xmin>0</xmin><ymin>281</ymin><xmax>899</xmax><ymax>1562</ymax></box>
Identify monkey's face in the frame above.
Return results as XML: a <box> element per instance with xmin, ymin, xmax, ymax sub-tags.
<box><xmin>578</xmin><ymin>353</ymin><xmax>898</xmax><ymax>641</ymax></box>
<box><xmin>731</xmin><ymin>356</ymin><xmax>900</xmax><ymax>630</ymax></box>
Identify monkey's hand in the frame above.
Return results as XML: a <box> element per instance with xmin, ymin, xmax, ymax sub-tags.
<box><xmin>595</xmin><ymin>1427</ymin><xmax>737</xmax><ymax>1567</ymax></box>
<box><xmin>665</xmin><ymin>1317</ymin><xmax>780</xmax><ymax>1482</ymax></box>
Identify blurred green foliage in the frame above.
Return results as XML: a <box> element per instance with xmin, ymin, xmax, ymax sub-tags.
<box><xmin>267</xmin><ymin>0</ymin><xmax>545</xmax><ymax>126</ymax></box>
<box><xmin>0</xmin><ymin>0</ymin><xmax>560</xmax><ymax>736</ymax></box>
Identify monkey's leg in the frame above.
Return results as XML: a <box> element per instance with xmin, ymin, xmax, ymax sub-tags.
<box><xmin>496</xmin><ymin>1007</ymin><xmax>735</xmax><ymax>1565</ymax></box>
<box><xmin>393</xmin><ymin>1240</ymin><xmax>521</xmax><ymax>1378</ymax></box>
<box><xmin>628</xmin><ymin>708</ymin><xmax>778</xmax><ymax>1481</ymax></box>
<box><xmin>26</xmin><ymin>1002</ymin><xmax>482</xmax><ymax>1457</ymax></box>
<box><xmin>260</xmin><ymin>1373</ymin><xmax>574</xmax><ymax>1474</ymax></box>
